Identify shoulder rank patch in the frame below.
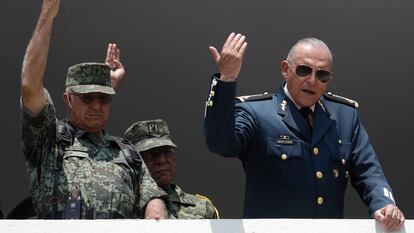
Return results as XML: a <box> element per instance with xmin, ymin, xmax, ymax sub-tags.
<box><xmin>195</xmin><ymin>194</ymin><xmax>220</xmax><ymax>219</ymax></box>
<box><xmin>236</xmin><ymin>92</ymin><xmax>273</xmax><ymax>103</ymax></box>
<box><xmin>324</xmin><ymin>92</ymin><xmax>359</xmax><ymax>108</ymax></box>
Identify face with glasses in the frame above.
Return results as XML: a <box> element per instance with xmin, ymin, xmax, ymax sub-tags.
<box><xmin>141</xmin><ymin>146</ymin><xmax>176</xmax><ymax>189</ymax></box>
<box><xmin>63</xmin><ymin>92</ymin><xmax>112</xmax><ymax>135</ymax></box>
<box><xmin>281</xmin><ymin>44</ymin><xmax>333</xmax><ymax>107</ymax></box>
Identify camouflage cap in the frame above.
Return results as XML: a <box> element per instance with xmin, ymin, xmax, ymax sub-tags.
<box><xmin>65</xmin><ymin>62</ymin><xmax>115</xmax><ymax>95</ymax></box>
<box><xmin>124</xmin><ymin>119</ymin><xmax>177</xmax><ymax>152</ymax></box>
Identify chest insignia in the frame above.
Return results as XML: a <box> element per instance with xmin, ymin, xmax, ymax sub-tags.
<box><xmin>276</xmin><ymin>135</ymin><xmax>293</xmax><ymax>145</ymax></box>
<box><xmin>280</xmin><ymin>100</ymin><xmax>287</xmax><ymax>111</ymax></box>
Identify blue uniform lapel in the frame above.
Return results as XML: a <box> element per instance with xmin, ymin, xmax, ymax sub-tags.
<box><xmin>277</xmin><ymin>88</ymin><xmax>312</xmax><ymax>141</ymax></box>
<box><xmin>311</xmin><ymin>99</ymin><xmax>333</xmax><ymax>145</ymax></box>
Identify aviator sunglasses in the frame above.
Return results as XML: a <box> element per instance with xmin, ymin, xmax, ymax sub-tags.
<box><xmin>70</xmin><ymin>93</ymin><xmax>112</xmax><ymax>105</ymax></box>
<box><xmin>289</xmin><ymin>62</ymin><xmax>333</xmax><ymax>83</ymax></box>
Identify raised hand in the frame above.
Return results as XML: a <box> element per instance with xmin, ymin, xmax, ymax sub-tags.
<box><xmin>105</xmin><ymin>43</ymin><xmax>125</xmax><ymax>89</ymax></box>
<box><xmin>209</xmin><ymin>32</ymin><xmax>247</xmax><ymax>82</ymax></box>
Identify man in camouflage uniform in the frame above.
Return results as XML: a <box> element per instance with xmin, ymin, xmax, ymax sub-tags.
<box><xmin>124</xmin><ymin>119</ymin><xmax>219</xmax><ymax>219</ymax></box>
<box><xmin>20</xmin><ymin>0</ymin><xmax>166</xmax><ymax>219</ymax></box>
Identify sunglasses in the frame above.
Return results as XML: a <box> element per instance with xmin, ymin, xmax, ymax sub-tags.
<box><xmin>70</xmin><ymin>93</ymin><xmax>112</xmax><ymax>105</ymax></box>
<box><xmin>289</xmin><ymin>62</ymin><xmax>333</xmax><ymax>83</ymax></box>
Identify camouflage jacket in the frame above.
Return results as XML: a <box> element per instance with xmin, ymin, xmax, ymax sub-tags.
<box><xmin>21</xmin><ymin>90</ymin><xmax>165</xmax><ymax>218</ymax></box>
<box><xmin>166</xmin><ymin>184</ymin><xmax>218</xmax><ymax>219</ymax></box>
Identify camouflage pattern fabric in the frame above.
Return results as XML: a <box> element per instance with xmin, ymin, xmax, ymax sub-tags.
<box><xmin>21</xmin><ymin>89</ymin><xmax>165</xmax><ymax>218</ymax></box>
<box><xmin>166</xmin><ymin>184</ymin><xmax>218</xmax><ymax>219</ymax></box>
<box><xmin>124</xmin><ymin>119</ymin><xmax>177</xmax><ymax>152</ymax></box>
<box><xmin>65</xmin><ymin>62</ymin><xmax>115</xmax><ymax>95</ymax></box>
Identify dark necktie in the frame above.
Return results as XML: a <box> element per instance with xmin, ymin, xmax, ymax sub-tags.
<box><xmin>300</xmin><ymin>107</ymin><xmax>314</xmax><ymax>128</ymax></box>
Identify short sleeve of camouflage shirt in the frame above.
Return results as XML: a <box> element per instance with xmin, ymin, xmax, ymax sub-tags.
<box><xmin>21</xmin><ymin>89</ymin><xmax>56</xmax><ymax>163</ymax></box>
<box><xmin>21</xmin><ymin>89</ymin><xmax>57</xmax><ymax>209</ymax></box>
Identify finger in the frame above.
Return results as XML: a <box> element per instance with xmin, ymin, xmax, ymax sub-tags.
<box><xmin>117</xmin><ymin>48</ymin><xmax>121</xmax><ymax>61</ymax></box>
<box><xmin>401</xmin><ymin>212</ymin><xmax>406</xmax><ymax>223</ymax></box>
<box><xmin>110</xmin><ymin>43</ymin><xmax>116</xmax><ymax>59</ymax></box>
<box><xmin>209</xmin><ymin>46</ymin><xmax>220</xmax><ymax>63</ymax></box>
<box><xmin>105</xmin><ymin>43</ymin><xmax>112</xmax><ymax>64</ymax></box>
<box><xmin>395</xmin><ymin>210</ymin><xmax>405</xmax><ymax>229</ymax></box>
<box><xmin>383</xmin><ymin>206</ymin><xmax>398</xmax><ymax>231</ymax></box>
<box><xmin>222</xmin><ymin>32</ymin><xmax>236</xmax><ymax>51</ymax></box>
<box><xmin>374</xmin><ymin>210</ymin><xmax>384</xmax><ymax>221</ymax></box>
<box><xmin>237</xmin><ymin>42</ymin><xmax>248</xmax><ymax>57</ymax></box>
<box><xmin>228</xmin><ymin>33</ymin><xmax>242</xmax><ymax>49</ymax></box>
<box><xmin>386</xmin><ymin>208</ymin><xmax>400</xmax><ymax>231</ymax></box>
<box><xmin>383</xmin><ymin>205</ymin><xmax>393</xmax><ymax>225</ymax></box>
<box><xmin>113</xmin><ymin>59</ymin><xmax>124</xmax><ymax>69</ymax></box>
<box><xmin>234</xmin><ymin>35</ymin><xmax>246</xmax><ymax>51</ymax></box>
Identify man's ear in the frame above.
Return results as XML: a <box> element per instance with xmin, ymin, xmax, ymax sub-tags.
<box><xmin>63</xmin><ymin>93</ymin><xmax>72</xmax><ymax>108</ymax></box>
<box><xmin>281</xmin><ymin>60</ymin><xmax>289</xmax><ymax>79</ymax></box>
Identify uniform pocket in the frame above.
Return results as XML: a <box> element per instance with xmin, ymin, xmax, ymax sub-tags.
<box><xmin>265</xmin><ymin>137</ymin><xmax>306</xmax><ymax>185</ymax></box>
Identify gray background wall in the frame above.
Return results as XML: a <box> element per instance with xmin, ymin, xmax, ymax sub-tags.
<box><xmin>1</xmin><ymin>0</ymin><xmax>413</xmax><ymax>218</ymax></box>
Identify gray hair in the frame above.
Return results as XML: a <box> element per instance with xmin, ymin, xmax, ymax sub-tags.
<box><xmin>286</xmin><ymin>37</ymin><xmax>333</xmax><ymax>64</ymax></box>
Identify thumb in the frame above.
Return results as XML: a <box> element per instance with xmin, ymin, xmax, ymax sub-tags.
<box><xmin>113</xmin><ymin>59</ymin><xmax>124</xmax><ymax>69</ymax></box>
<box><xmin>374</xmin><ymin>209</ymin><xmax>385</xmax><ymax>221</ymax></box>
<box><xmin>209</xmin><ymin>46</ymin><xmax>220</xmax><ymax>63</ymax></box>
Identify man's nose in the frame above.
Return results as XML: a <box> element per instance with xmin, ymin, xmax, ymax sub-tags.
<box><xmin>89</xmin><ymin>98</ymin><xmax>102</xmax><ymax>109</ymax></box>
<box><xmin>307</xmin><ymin>72</ymin><xmax>317</xmax><ymax>84</ymax></box>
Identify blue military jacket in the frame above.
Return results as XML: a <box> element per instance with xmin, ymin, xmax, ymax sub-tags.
<box><xmin>204</xmin><ymin>74</ymin><xmax>395</xmax><ymax>218</ymax></box>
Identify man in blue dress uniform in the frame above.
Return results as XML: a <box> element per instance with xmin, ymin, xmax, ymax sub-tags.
<box><xmin>204</xmin><ymin>33</ymin><xmax>405</xmax><ymax>231</ymax></box>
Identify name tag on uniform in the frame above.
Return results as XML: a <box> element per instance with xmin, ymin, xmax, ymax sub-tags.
<box><xmin>276</xmin><ymin>135</ymin><xmax>293</xmax><ymax>145</ymax></box>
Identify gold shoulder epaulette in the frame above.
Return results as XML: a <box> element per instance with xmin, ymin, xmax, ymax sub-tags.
<box><xmin>195</xmin><ymin>194</ymin><xmax>213</xmax><ymax>203</ymax></box>
<box><xmin>236</xmin><ymin>92</ymin><xmax>272</xmax><ymax>103</ymax></box>
<box><xmin>324</xmin><ymin>92</ymin><xmax>359</xmax><ymax>108</ymax></box>
<box><xmin>195</xmin><ymin>194</ymin><xmax>220</xmax><ymax>219</ymax></box>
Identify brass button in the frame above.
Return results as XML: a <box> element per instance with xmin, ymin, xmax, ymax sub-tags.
<box><xmin>316</xmin><ymin>171</ymin><xmax>323</xmax><ymax>179</ymax></box>
<box><xmin>313</xmin><ymin>147</ymin><xmax>319</xmax><ymax>156</ymax></box>
<box><xmin>333</xmin><ymin>169</ymin><xmax>339</xmax><ymax>178</ymax></box>
<box><xmin>207</xmin><ymin>101</ymin><xmax>213</xmax><ymax>107</ymax></box>
<box><xmin>281</xmin><ymin>154</ymin><xmax>287</xmax><ymax>160</ymax></box>
<box><xmin>317</xmin><ymin>197</ymin><xmax>324</xmax><ymax>205</ymax></box>
<box><xmin>210</xmin><ymin>91</ymin><xmax>215</xmax><ymax>97</ymax></box>
<box><xmin>341</xmin><ymin>159</ymin><xmax>346</xmax><ymax>165</ymax></box>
